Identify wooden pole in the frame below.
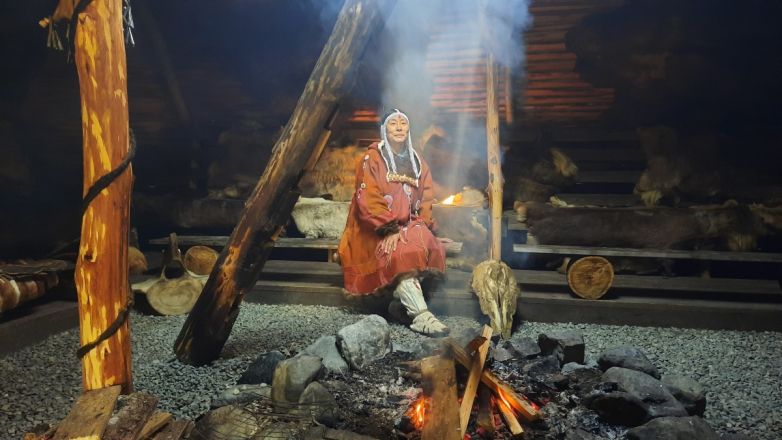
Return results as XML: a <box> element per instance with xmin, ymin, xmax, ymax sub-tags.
<box><xmin>503</xmin><ymin>66</ymin><xmax>514</xmax><ymax>124</ymax></box>
<box><xmin>459</xmin><ymin>325</ymin><xmax>493</xmax><ymax>435</ymax></box>
<box><xmin>174</xmin><ymin>0</ymin><xmax>396</xmax><ymax>366</ymax></box>
<box><xmin>55</xmin><ymin>0</ymin><xmax>133</xmax><ymax>392</ymax></box>
<box><xmin>486</xmin><ymin>52</ymin><xmax>503</xmax><ymax>261</ymax></box>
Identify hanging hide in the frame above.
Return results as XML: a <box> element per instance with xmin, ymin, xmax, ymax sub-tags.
<box><xmin>290</xmin><ymin>197</ymin><xmax>350</xmax><ymax>239</ymax></box>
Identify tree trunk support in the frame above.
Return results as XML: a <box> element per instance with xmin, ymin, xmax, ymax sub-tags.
<box><xmin>174</xmin><ymin>0</ymin><xmax>396</xmax><ymax>366</ymax></box>
<box><xmin>49</xmin><ymin>0</ymin><xmax>134</xmax><ymax>392</ymax></box>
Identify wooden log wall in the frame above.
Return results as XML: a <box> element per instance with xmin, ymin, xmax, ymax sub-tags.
<box><xmin>345</xmin><ymin>0</ymin><xmax>623</xmax><ymax>125</ymax></box>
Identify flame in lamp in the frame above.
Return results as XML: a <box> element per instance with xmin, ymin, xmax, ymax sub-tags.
<box><xmin>441</xmin><ymin>194</ymin><xmax>456</xmax><ymax>205</ymax></box>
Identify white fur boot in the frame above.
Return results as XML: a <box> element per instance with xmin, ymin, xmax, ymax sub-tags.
<box><xmin>393</xmin><ymin>278</ymin><xmax>449</xmax><ymax>336</ymax></box>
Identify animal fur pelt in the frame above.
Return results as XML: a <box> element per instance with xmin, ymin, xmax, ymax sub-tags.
<box><xmin>524</xmin><ymin>201</ymin><xmax>769</xmax><ymax>252</ymax></box>
<box><xmin>299</xmin><ymin>145</ymin><xmax>364</xmax><ymax>202</ymax></box>
<box><xmin>470</xmin><ymin>260</ymin><xmax>519</xmax><ymax>339</ymax></box>
<box><xmin>290</xmin><ymin>197</ymin><xmax>349</xmax><ymax>239</ymax></box>
<box><xmin>433</xmin><ymin>203</ymin><xmax>488</xmax><ymax>270</ymax></box>
<box><xmin>505</xmin><ymin>147</ymin><xmax>578</xmax><ymax>203</ymax></box>
<box><xmin>635</xmin><ymin>126</ymin><xmax>782</xmax><ymax>206</ymax></box>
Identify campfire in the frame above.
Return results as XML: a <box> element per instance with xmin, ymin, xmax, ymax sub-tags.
<box><xmin>398</xmin><ymin>326</ymin><xmax>542</xmax><ymax>439</ymax></box>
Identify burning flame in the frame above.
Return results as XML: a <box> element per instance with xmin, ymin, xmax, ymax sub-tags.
<box><xmin>414</xmin><ymin>399</ymin><xmax>426</xmax><ymax>427</ymax></box>
<box><xmin>441</xmin><ymin>194</ymin><xmax>457</xmax><ymax>205</ymax></box>
<box><xmin>497</xmin><ymin>388</ymin><xmax>515</xmax><ymax>413</ymax></box>
<box><xmin>407</xmin><ymin>395</ymin><xmax>429</xmax><ymax>430</ymax></box>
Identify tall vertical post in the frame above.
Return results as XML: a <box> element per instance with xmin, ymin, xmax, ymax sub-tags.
<box><xmin>486</xmin><ymin>52</ymin><xmax>503</xmax><ymax>261</ymax></box>
<box><xmin>56</xmin><ymin>0</ymin><xmax>133</xmax><ymax>392</ymax></box>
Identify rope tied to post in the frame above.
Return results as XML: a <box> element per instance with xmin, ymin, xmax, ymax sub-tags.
<box><xmin>76</xmin><ymin>133</ymin><xmax>136</xmax><ymax>358</ymax></box>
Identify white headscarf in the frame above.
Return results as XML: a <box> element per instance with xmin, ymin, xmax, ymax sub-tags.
<box><xmin>379</xmin><ymin>109</ymin><xmax>420</xmax><ymax>178</ymax></box>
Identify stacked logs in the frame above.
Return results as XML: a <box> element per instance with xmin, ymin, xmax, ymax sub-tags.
<box><xmin>0</xmin><ymin>260</ymin><xmax>68</xmax><ymax>313</ymax></box>
<box><xmin>23</xmin><ymin>386</ymin><xmax>194</xmax><ymax>440</ymax></box>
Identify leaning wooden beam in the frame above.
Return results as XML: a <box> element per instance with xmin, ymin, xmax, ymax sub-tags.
<box><xmin>174</xmin><ymin>0</ymin><xmax>397</xmax><ymax>366</ymax></box>
<box><xmin>52</xmin><ymin>385</ymin><xmax>122</xmax><ymax>440</ymax></box>
<box><xmin>459</xmin><ymin>325</ymin><xmax>493</xmax><ymax>435</ymax></box>
<box><xmin>50</xmin><ymin>0</ymin><xmax>134</xmax><ymax>392</ymax></box>
<box><xmin>421</xmin><ymin>355</ymin><xmax>462</xmax><ymax>440</ymax></box>
<box><xmin>446</xmin><ymin>340</ymin><xmax>541</xmax><ymax>422</ymax></box>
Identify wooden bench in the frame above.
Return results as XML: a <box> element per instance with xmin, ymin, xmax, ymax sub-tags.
<box><xmin>149</xmin><ymin>235</ymin><xmax>463</xmax><ymax>263</ymax></box>
<box><xmin>513</xmin><ymin>243</ymin><xmax>782</xmax><ymax>299</ymax></box>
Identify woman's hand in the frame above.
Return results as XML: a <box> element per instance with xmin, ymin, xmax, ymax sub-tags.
<box><xmin>380</xmin><ymin>232</ymin><xmax>405</xmax><ymax>254</ymax></box>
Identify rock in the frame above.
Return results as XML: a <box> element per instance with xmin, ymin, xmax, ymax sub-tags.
<box><xmin>562</xmin><ymin>363</ymin><xmax>604</xmax><ymax>397</ymax></box>
<box><xmin>538</xmin><ymin>331</ymin><xmax>585</xmax><ymax>365</ymax></box>
<box><xmin>290</xmin><ymin>197</ymin><xmax>350</xmax><ymax>239</ymax></box>
<box><xmin>493</xmin><ymin>340</ymin><xmax>517</xmax><ymax>362</ymax></box>
<box><xmin>297</xmin><ymin>382</ymin><xmax>338</xmax><ymax>427</ymax></box>
<box><xmin>548</xmin><ymin>373</ymin><xmax>570</xmax><ymax>390</ymax></box>
<box><xmin>522</xmin><ymin>354</ymin><xmax>561</xmax><ymax>377</ymax></box>
<box><xmin>336</xmin><ymin>315</ymin><xmax>392</xmax><ymax>371</ymax></box>
<box><xmin>211</xmin><ymin>384</ymin><xmax>271</xmax><ymax>408</ymax></box>
<box><xmin>511</xmin><ymin>336</ymin><xmax>541</xmax><ymax>359</ymax></box>
<box><xmin>627</xmin><ymin>416</ymin><xmax>720</xmax><ymax>440</ymax></box>
<box><xmin>238</xmin><ymin>351</ymin><xmax>286</xmax><ymax>385</ymax></box>
<box><xmin>302</xmin><ymin>336</ymin><xmax>349</xmax><ymax>376</ymax></box>
<box><xmin>393</xmin><ymin>338</ymin><xmax>440</xmax><ymax>359</ymax></box>
<box><xmin>598</xmin><ymin>346</ymin><xmax>660</xmax><ymax>379</ymax></box>
<box><xmin>584</xmin><ymin>390</ymin><xmax>649</xmax><ymax>426</ymax></box>
<box><xmin>271</xmin><ymin>355</ymin><xmax>324</xmax><ymax>408</ymax></box>
<box><xmin>561</xmin><ymin>362</ymin><xmax>593</xmax><ymax>376</ymax></box>
<box><xmin>303</xmin><ymin>426</ymin><xmax>380</xmax><ymax>440</ymax></box>
<box><xmin>194</xmin><ymin>405</ymin><xmax>261</xmax><ymax>440</ymax></box>
<box><xmin>603</xmin><ymin>367</ymin><xmax>688</xmax><ymax>419</ymax></box>
<box><xmin>661</xmin><ymin>374</ymin><xmax>706</xmax><ymax>416</ymax></box>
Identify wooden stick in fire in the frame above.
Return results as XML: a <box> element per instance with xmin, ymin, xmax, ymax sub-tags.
<box><xmin>459</xmin><ymin>325</ymin><xmax>494</xmax><ymax>435</ymax></box>
<box><xmin>497</xmin><ymin>394</ymin><xmax>525</xmax><ymax>436</ymax></box>
<box><xmin>446</xmin><ymin>339</ymin><xmax>541</xmax><ymax>422</ymax></box>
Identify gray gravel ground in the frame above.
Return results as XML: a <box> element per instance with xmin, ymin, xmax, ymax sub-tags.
<box><xmin>1</xmin><ymin>304</ymin><xmax>780</xmax><ymax>440</ymax></box>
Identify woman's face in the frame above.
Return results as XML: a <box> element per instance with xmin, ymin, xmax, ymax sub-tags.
<box><xmin>385</xmin><ymin>114</ymin><xmax>409</xmax><ymax>145</ymax></box>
